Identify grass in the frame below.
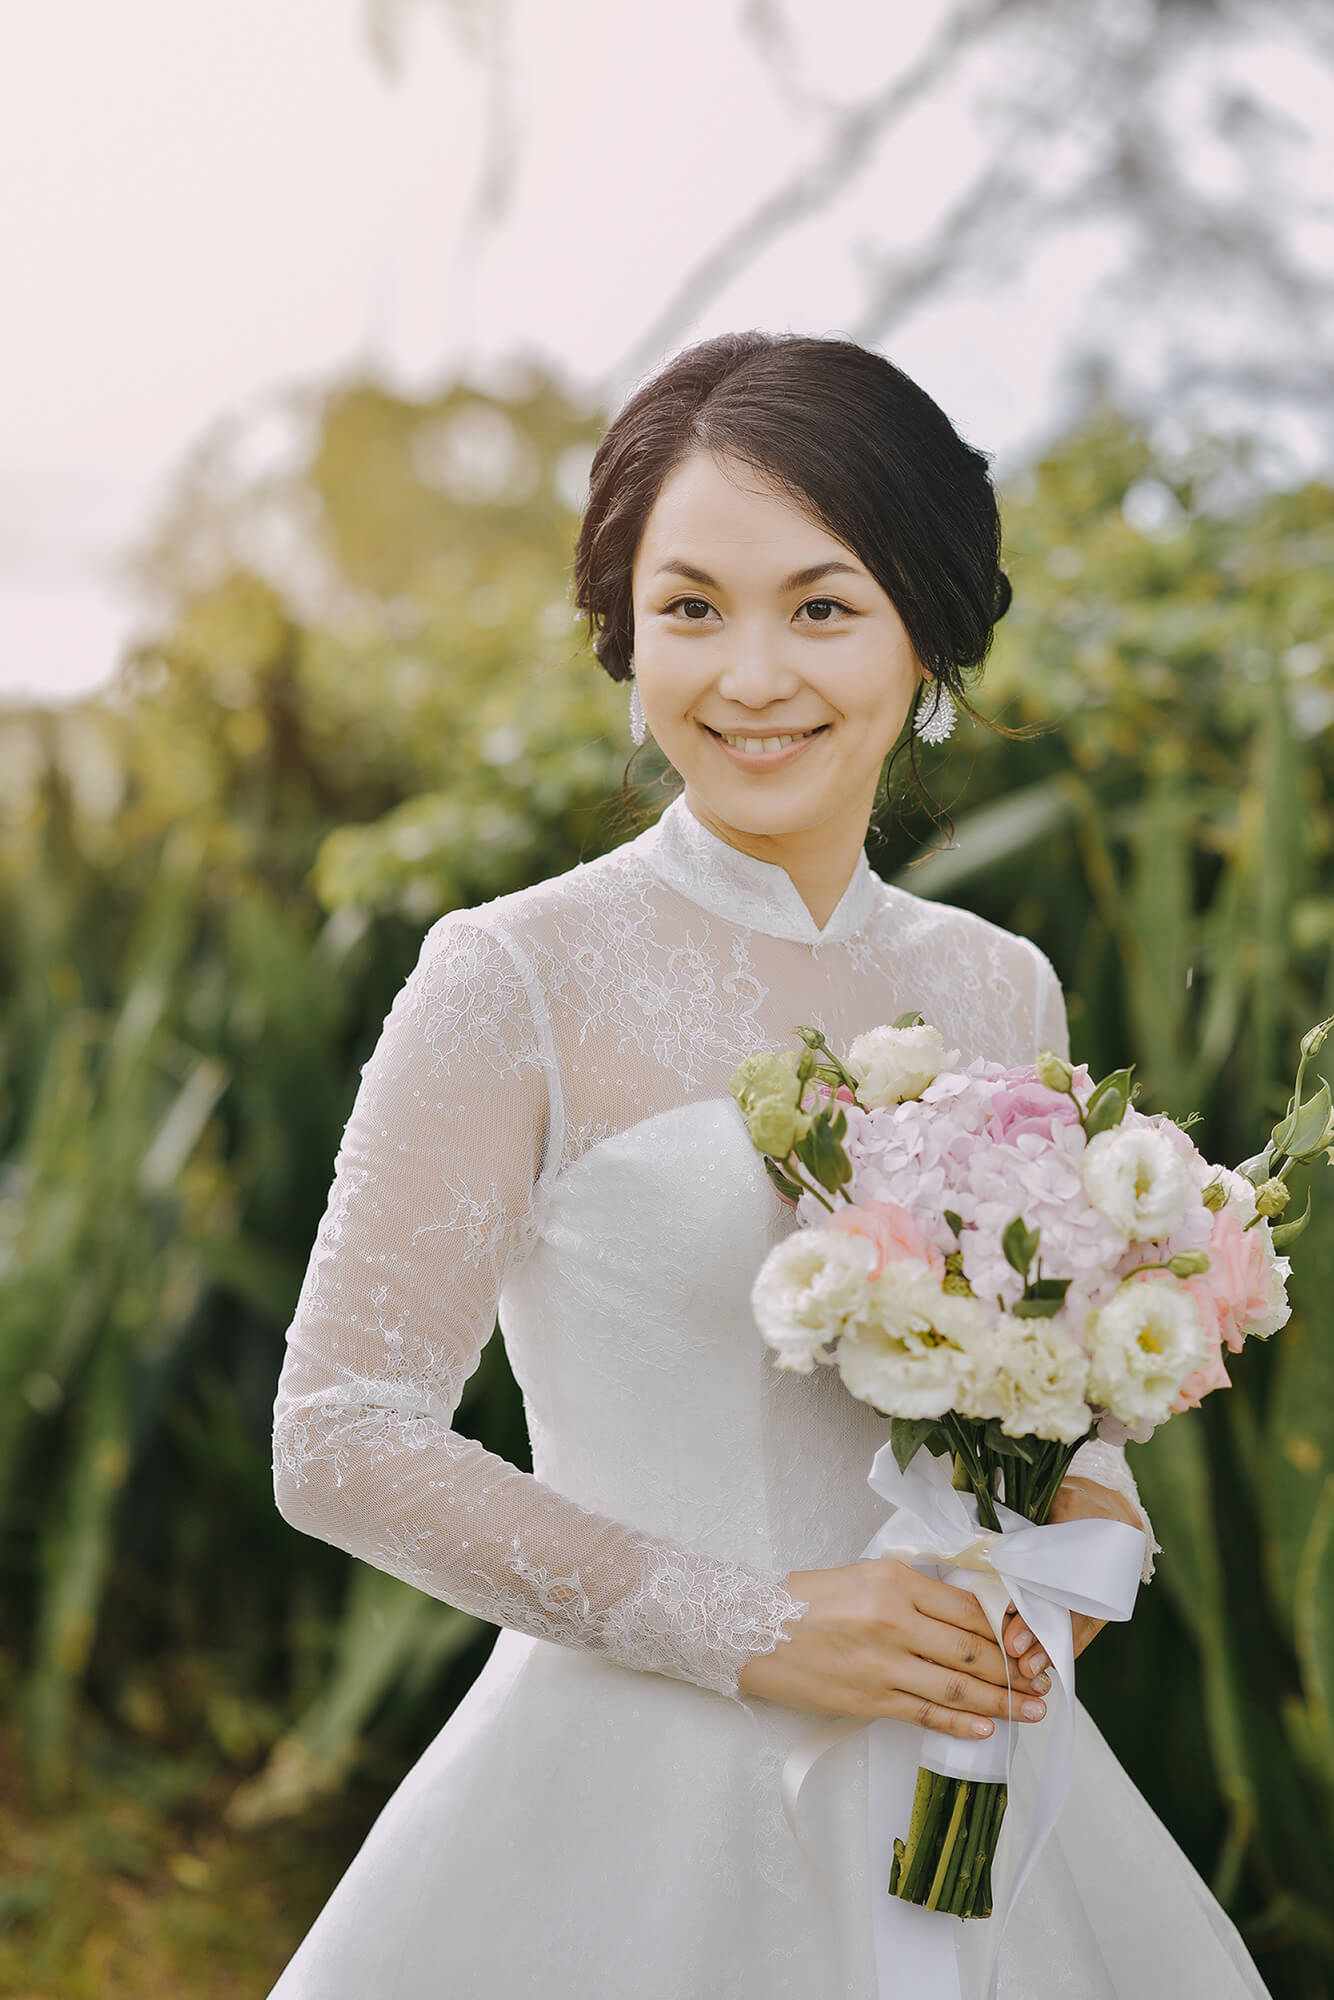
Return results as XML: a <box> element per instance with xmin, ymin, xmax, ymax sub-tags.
<box><xmin>0</xmin><ymin>1701</ymin><xmax>395</xmax><ymax>1999</ymax></box>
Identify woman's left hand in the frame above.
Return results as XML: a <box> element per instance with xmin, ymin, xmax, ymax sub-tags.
<box><xmin>1000</xmin><ymin>1475</ymin><xmax>1145</xmax><ymax>1680</ymax></box>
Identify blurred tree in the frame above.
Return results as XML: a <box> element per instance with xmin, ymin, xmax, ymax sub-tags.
<box><xmin>368</xmin><ymin>0</ymin><xmax>1334</xmax><ymax>477</ymax></box>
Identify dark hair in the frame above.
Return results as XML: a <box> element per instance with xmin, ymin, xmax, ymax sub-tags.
<box><xmin>573</xmin><ymin>331</ymin><xmax>1016</xmax><ymax>836</ymax></box>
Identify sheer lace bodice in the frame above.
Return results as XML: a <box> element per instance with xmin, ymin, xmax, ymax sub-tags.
<box><xmin>271</xmin><ymin>792</ymin><xmax>1157</xmax><ymax>1705</ymax></box>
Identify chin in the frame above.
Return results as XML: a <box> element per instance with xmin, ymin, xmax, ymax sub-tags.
<box><xmin>684</xmin><ymin>776</ymin><xmax>830</xmax><ymax>837</ymax></box>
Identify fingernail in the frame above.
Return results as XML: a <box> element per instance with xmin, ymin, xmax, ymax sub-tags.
<box><xmin>1011</xmin><ymin>1627</ymin><xmax>1033</xmax><ymax>1651</ymax></box>
<box><xmin>1034</xmin><ymin>1673</ymin><xmax>1050</xmax><ymax>1693</ymax></box>
<box><xmin>1021</xmin><ymin>1699</ymin><xmax>1045</xmax><ymax>1720</ymax></box>
<box><xmin>972</xmin><ymin>1720</ymin><xmax>993</xmax><ymax>1736</ymax></box>
<box><xmin>1031</xmin><ymin>1653</ymin><xmax>1048</xmax><ymax>1676</ymax></box>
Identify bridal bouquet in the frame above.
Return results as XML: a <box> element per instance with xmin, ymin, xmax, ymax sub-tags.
<box><xmin>731</xmin><ymin>1012</ymin><xmax>1332</xmax><ymax>1921</ymax></box>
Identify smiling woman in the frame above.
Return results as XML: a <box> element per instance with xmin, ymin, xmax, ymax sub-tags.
<box><xmin>267</xmin><ymin>331</ymin><xmax>1270</xmax><ymax>2000</ymax></box>
<box><xmin>573</xmin><ymin>331</ymin><xmax>1013</xmax><ymax>929</ymax></box>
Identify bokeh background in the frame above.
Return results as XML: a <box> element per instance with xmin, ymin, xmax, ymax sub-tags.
<box><xmin>3</xmin><ymin>3</ymin><xmax>1334</xmax><ymax>1994</ymax></box>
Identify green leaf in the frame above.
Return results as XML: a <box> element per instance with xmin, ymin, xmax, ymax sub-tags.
<box><xmin>796</xmin><ymin>1111</ymin><xmax>852</xmax><ymax>1193</ymax></box>
<box><xmin>763</xmin><ymin>1156</ymin><xmax>806</xmax><ymax>1204</ymax></box>
<box><xmin>943</xmin><ymin>1209</ymin><xmax>963</xmax><ymax>1238</ymax></box>
<box><xmin>1084</xmin><ymin>1087</ymin><xmax>1127</xmax><ymax>1136</ymax></box>
<box><xmin>892</xmin><ymin>1010</ymin><xmax>926</xmax><ymax>1029</ymax></box>
<box><xmin>1001</xmin><ymin>1215</ymin><xmax>1040</xmax><ymax>1277</ymax></box>
<box><xmin>1085</xmin><ymin>1064</ymin><xmax>1135</xmax><ymax>1114</ymax></box>
<box><xmin>982</xmin><ymin>1420</ymin><xmax>1037</xmax><ymax>1463</ymax></box>
<box><xmin>1272</xmin><ymin>1189</ymin><xmax>1314</xmax><ymax>1251</ymax></box>
<box><xmin>892</xmin><ymin>1416</ymin><xmax>944</xmax><ymax>1473</ymax></box>
<box><xmin>889</xmin><ymin>776</ymin><xmax>1078</xmax><ymax>901</ymax></box>
<box><xmin>1127</xmin><ymin>767</ymin><xmax>1192</xmax><ymax>1090</ymax></box>
<box><xmin>1012</xmin><ymin>1278</ymin><xmax>1072</xmax><ymax>1319</ymax></box>
<box><xmin>1273</xmin><ymin>1078</ymin><xmax>1334</xmax><ymax>1161</ymax></box>
<box><xmin>1293</xmin><ymin>1473</ymin><xmax>1334</xmax><ymax>1782</ymax></box>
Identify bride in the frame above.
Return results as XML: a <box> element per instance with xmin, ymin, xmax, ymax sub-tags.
<box><xmin>266</xmin><ymin>332</ymin><xmax>1271</xmax><ymax>1998</ymax></box>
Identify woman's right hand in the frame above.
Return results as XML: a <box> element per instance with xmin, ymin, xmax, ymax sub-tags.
<box><xmin>736</xmin><ymin>1555</ymin><xmax>1051</xmax><ymax>1739</ymax></box>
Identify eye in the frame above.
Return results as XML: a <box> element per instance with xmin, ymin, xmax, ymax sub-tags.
<box><xmin>663</xmin><ymin>596</ymin><xmax>717</xmax><ymax>621</ymax></box>
<box><xmin>797</xmin><ymin>597</ymin><xmax>855</xmax><ymax>624</ymax></box>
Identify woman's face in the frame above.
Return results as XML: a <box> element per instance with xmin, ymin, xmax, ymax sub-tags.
<box><xmin>628</xmin><ymin>448</ymin><xmax>923</xmax><ymax>846</ymax></box>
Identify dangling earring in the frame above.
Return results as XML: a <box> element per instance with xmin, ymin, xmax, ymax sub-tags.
<box><xmin>913</xmin><ymin>677</ymin><xmax>956</xmax><ymax>746</ymax></box>
<box><xmin>628</xmin><ymin>668</ymin><xmax>647</xmax><ymax>746</ymax></box>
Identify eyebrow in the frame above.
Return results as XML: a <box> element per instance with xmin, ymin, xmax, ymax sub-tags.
<box><xmin>653</xmin><ymin>559</ymin><xmax>864</xmax><ymax>593</ymax></box>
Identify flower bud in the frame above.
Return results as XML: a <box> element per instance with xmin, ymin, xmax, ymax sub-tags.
<box><xmin>1200</xmin><ymin>1179</ymin><xmax>1228</xmax><ymax>1211</ymax></box>
<box><xmin>1253</xmin><ymin>1176</ymin><xmax>1291</xmax><ymax>1217</ymax></box>
<box><xmin>1036</xmin><ymin>1050</ymin><xmax>1074</xmax><ymax>1092</ymax></box>
<box><xmin>1167</xmin><ymin>1250</ymin><xmax>1211</xmax><ymax>1278</ymax></box>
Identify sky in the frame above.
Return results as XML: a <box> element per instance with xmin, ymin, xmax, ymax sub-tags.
<box><xmin>2</xmin><ymin>0</ymin><xmax>1330</xmax><ymax>706</ymax></box>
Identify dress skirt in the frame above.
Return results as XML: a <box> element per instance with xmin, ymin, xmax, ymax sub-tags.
<box><xmin>266</xmin><ymin>1626</ymin><xmax>1271</xmax><ymax>2000</ymax></box>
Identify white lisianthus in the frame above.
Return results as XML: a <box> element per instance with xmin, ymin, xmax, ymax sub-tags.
<box><xmin>1086</xmin><ymin>1277</ymin><xmax>1208</xmax><ymax>1429</ymax></box>
<box><xmin>1247</xmin><ymin>1249</ymin><xmax>1293</xmax><ymax>1341</ymax></box>
<box><xmin>834</xmin><ymin>1259</ymin><xmax>995</xmax><ymax>1418</ymax></box>
<box><xmin>751</xmin><ymin>1229</ymin><xmax>877</xmax><ymax>1374</ymax></box>
<box><xmin>847</xmin><ymin>1023</ymin><xmax>959</xmax><ymax>1109</ymax></box>
<box><xmin>966</xmin><ymin>1319</ymin><xmax>1093</xmax><ymax>1444</ymax></box>
<box><xmin>1080</xmin><ymin>1125</ymin><xmax>1191</xmax><ymax>1241</ymax></box>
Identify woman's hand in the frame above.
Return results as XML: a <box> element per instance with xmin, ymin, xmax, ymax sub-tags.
<box><xmin>1000</xmin><ymin>1475</ymin><xmax>1146</xmax><ymax>1680</ymax></box>
<box><xmin>736</xmin><ymin>1553</ymin><xmax>1051</xmax><ymax>1735</ymax></box>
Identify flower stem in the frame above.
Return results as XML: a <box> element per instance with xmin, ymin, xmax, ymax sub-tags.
<box><xmin>965</xmin><ymin>1784</ymin><xmax>1006</xmax><ymax>1916</ymax></box>
<box><xmin>899</xmin><ymin>1772</ymin><xmax>950</xmax><ymax>1903</ymax></box>
<box><xmin>954</xmin><ymin>1779</ymin><xmax>1000</xmax><ymax>1915</ymax></box>
<box><xmin>925</xmin><ymin>1779</ymin><xmax>971</xmax><ymax>1909</ymax></box>
<box><xmin>780</xmin><ymin>1156</ymin><xmax>836</xmax><ymax>1212</ymax></box>
<box><xmin>943</xmin><ymin>1414</ymin><xmax>1002</xmax><ymax>1531</ymax></box>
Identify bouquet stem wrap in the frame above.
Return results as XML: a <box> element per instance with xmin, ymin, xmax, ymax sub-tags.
<box><xmin>780</xmin><ymin>1444</ymin><xmax>1146</xmax><ymax>2000</ymax></box>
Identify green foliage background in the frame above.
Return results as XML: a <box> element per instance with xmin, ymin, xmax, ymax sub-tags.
<box><xmin>2</xmin><ymin>371</ymin><xmax>1333</xmax><ymax>1995</ymax></box>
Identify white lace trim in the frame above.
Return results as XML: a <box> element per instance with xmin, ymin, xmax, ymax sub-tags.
<box><xmin>1066</xmin><ymin>1437</ymin><xmax>1161</xmax><ymax>1583</ymax></box>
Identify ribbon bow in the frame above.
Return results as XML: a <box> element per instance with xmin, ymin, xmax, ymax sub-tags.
<box><xmin>780</xmin><ymin>1441</ymin><xmax>1146</xmax><ymax>2000</ymax></box>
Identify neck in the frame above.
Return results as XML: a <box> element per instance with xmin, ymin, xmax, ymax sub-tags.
<box><xmin>681</xmin><ymin>785</ymin><xmax>873</xmax><ymax>932</ymax></box>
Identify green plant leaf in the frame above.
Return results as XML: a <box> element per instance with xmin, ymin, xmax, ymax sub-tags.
<box><xmin>892</xmin><ymin>1417</ymin><xmax>944</xmax><ymax>1473</ymax></box>
<box><xmin>1001</xmin><ymin>1216</ymin><xmax>1040</xmax><ymax>1277</ymax></box>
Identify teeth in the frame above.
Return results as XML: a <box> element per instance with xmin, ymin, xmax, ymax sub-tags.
<box><xmin>720</xmin><ymin>729</ymin><xmax>820</xmax><ymax>752</ymax></box>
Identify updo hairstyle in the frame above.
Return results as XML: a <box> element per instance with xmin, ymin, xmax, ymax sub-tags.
<box><xmin>572</xmin><ymin>331</ymin><xmax>1011</xmax><ymax>719</ymax></box>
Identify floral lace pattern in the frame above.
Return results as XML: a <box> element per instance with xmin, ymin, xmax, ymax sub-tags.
<box><xmin>271</xmin><ymin>792</ymin><xmax>1156</xmax><ymax>1703</ymax></box>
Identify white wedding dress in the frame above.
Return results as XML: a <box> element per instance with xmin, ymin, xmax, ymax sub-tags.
<box><xmin>267</xmin><ymin>791</ymin><xmax>1271</xmax><ymax>2000</ymax></box>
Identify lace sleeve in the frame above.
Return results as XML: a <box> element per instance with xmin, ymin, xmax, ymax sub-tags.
<box><xmin>1065</xmin><ymin>1438</ymin><xmax>1161</xmax><ymax>1584</ymax></box>
<box><xmin>270</xmin><ymin>915</ymin><xmax>809</xmax><ymax>1702</ymax></box>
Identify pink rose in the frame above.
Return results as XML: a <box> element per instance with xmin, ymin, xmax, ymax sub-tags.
<box><xmin>1191</xmin><ymin>1205</ymin><xmax>1274</xmax><ymax>1354</ymax></box>
<box><xmin>988</xmin><ymin>1072</ymin><xmax>1087</xmax><ymax>1148</ymax></box>
<box><xmin>826</xmin><ymin>1200</ymin><xmax>946</xmax><ymax>1279</ymax></box>
<box><xmin>1170</xmin><ymin>1281</ymin><xmax>1233</xmax><ymax>1412</ymax></box>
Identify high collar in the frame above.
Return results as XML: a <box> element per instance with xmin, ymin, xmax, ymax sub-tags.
<box><xmin>634</xmin><ymin>793</ymin><xmax>881</xmax><ymax>946</ymax></box>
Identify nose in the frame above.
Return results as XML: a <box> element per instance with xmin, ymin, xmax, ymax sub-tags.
<box><xmin>716</xmin><ymin>625</ymin><xmax>801</xmax><ymax>708</ymax></box>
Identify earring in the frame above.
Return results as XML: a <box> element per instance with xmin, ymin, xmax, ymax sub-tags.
<box><xmin>913</xmin><ymin>678</ymin><xmax>956</xmax><ymax>745</ymax></box>
<box><xmin>628</xmin><ymin>672</ymin><xmax>647</xmax><ymax>746</ymax></box>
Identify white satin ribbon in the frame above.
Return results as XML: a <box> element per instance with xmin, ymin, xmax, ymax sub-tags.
<box><xmin>780</xmin><ymin>1442</ymin><xmax>1146</xmax><ymax>2000</ymax></box>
